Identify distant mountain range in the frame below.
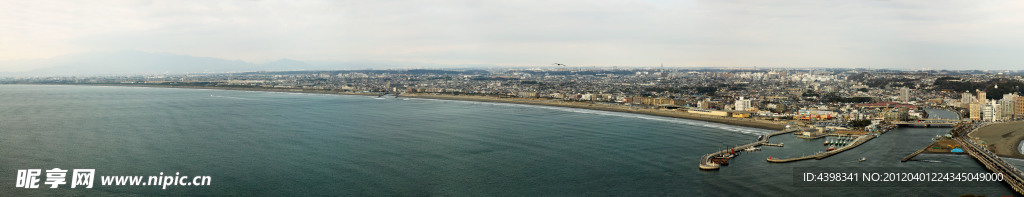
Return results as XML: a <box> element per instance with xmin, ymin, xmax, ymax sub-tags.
<box><xmin>0</xmin><ymin>50</ymin><xmax>381</xmax><ymax>76</ymax></box>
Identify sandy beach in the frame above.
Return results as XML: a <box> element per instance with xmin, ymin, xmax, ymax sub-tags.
<box><xmin>971</xmin><ymin>121</ymin><xmax>1024</xmax><ymax>159</ymax></box>
<box><xmin>73</xmin><ymin>84</ymin><xmax>788</xmax><ymax>130</ymax></box>
<box><xmin>399</xmin><ymin>93</ymin><xmax>788</xmax><ymax>130</ymax></box>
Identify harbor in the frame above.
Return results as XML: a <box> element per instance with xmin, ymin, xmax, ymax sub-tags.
<box><xmin>689</xmin><ymin>108</ymin><xmax>1017</xmax><ymax>195</ymax></box>
<box><xmin>703</xmin><ymin>112</ymin><xmax>1024</xmax><ymax>195</ymax></box>
<box><xmin>700</xmin><ymin>120</ymin><xmax>900</xmax><ymax>169</ymax></box>
<box><xmin>766</xmin><ymin>134</ymin><xmax>874</xmax><ymax>163</ymax></box>
<box><xmin>698</xmin><ymin>127</ymin><xmax>797</xmax><ymax>170</ymax></box>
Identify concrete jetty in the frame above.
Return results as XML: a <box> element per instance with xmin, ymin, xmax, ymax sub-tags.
<box><xmin>700</xmin><ymin>127</ymin><xmax>797</xmax><ymax>170</ymax></box>
<box><xmin>901</xmin><ymin>146</ymin><xmax>929</xmax><ymax>162</ymax></box>
<box><xmin>767</xmin><ymin>134</ymin><xmax>874</xmax><ymax>163</ymax></box>
<box><xmin>900</xmin><ymin>137</ymin><xmax>964</xmax><ymax>162</ymax></box>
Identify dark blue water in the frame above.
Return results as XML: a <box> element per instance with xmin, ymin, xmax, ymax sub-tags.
<box><xmin>0</xmin><ymin>85</ymin><xmax>1016</xmax><ymax>196</ymax></box>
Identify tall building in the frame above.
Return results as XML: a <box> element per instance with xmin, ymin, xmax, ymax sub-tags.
<box><xmin>900</xmin><ymin>87</ymin><xmax>911</xmax><ymax>102</ymax></box>
<box><xmin>1002</xmin><ymin>94</ymin><xmax>1017</xmax><ymax>121</ymax></box>
<box><xmin>978</xmin><ymin>90</ymin><xmax>987</xmax><ymax>103</ymax></box>
<box><xmin>1000</xmin><ymin>98</ymin><xmax>1014</xmax><ymax>121</ymax></box>
<box><xmin>734</xmin><ymin>97</ymin><xmax>752</xmax><ymax>111</ymax></box>
<box><xmin>983</xmin><ymin>100</ymin><xmax>1000</xmax><ymax>121</ymax></box>
<box><xmin>970</xmin><ymin>102</ymin><xmax>982</xmax><ymax>121</ymax></box>
<box><xmin>993</xmin><ymin>100</ymin><xmax>1002</xmax><ymax>121</ymax></box>
<box><xmin>961</xmin><ymin>91</ymin><xmax>975</xmax><ymax>108</ymax></box>
<box><xmin>1017</xmin><ymin>96</ymin><xmax>1024</xmax><ymax>119</ymax></box>
<box><xmin>697</xmin><ymin>98</ymin><xmax>711</xmax><ymax>109</ymax></box>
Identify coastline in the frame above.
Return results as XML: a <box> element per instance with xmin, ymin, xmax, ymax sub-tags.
<box><xmin>399</xmin><ymin>93</ymin><xmax>788</xmax><ymax>130</ymax></box>
<box><xmin>65</xmin><ymin>83</ymin><xmax>383</xmax><ymax>96</ymax></box>
<box><xmin>970</xmin><ymin>121</ymin><xmax>1024</xmax><ymax>159</ymax></box>
<box><xmin>45</xmin><ymin>83</ymin><xmax>788</xmax><ymax>130</ymax></box>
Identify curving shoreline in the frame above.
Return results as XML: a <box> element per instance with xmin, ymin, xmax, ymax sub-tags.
<box><xmin>393</xmin><ymin>93</ymin><xmax>787</xmax><ymax>130</ymax></box>
<box><xmin>52</xmin><ymin>84</ymin><xmax>789</xmax><ymax>131</ymax></box>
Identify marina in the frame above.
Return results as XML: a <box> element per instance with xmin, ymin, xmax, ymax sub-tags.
<box><xmin>766</xmin><ymin>134</ymin><xmax>874</xmax><ymax>163</ymax></box>
<box><xmin>701</xmin><ymin>120</ymin><xmax>906</xmax><ymax>167</ymax></box>
<box><xmin>698</xmin><ymin>127</ymin><xmax>797</xmax><ymax>170</ymax></box>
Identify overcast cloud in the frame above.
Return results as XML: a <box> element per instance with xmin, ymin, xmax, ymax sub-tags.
<box><xmin>2</xmin><ymin>0</ymin><xmax>1024</xmax><ymax>71</ymax></box>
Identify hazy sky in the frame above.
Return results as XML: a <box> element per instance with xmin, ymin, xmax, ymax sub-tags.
<box><xmin>3</xmin><ymin>0</ymin><xmax>1024</xmax><ymax>70</ymax></box>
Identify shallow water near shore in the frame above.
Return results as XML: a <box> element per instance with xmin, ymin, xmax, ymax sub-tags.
<box><xmin>0</xmin><ymin>85</ymin><xmax>1017</xmax><ymax>196</ymax></box>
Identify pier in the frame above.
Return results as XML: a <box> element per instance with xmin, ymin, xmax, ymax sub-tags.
<box><xmin>764</xmin><ymin>125</ymin><xmax>893</xmax><ymax>163</ymax></box>
<box><xmin>900</xmin><ymin>137</ymin><xmax>963</xmax><ymax>162</ymax></box>
<box><xmin>699</xmin><ymin>128</ymin><xmax>797</xmax><ymax>170</ymax></box>
<box><xmin>766</xmin><ymin>134</ymin><xmax>874</xmax><ymax>163</ymax></box>
<box><xmin>901</xmin><ymin>146</ymin><xmax>929</xmax><ymax>162</ymax></box>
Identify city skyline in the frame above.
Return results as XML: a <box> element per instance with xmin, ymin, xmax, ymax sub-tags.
<box><xmin>5</xmin><ymin>1</ymin><xmax>1024</xmax><ymax>73</ymax></box>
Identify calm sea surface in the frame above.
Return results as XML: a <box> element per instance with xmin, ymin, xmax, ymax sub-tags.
<box><xmin>0</xmin><ymin>85</ymin><xmax>1019</xmax><ymax>196</ymax></box>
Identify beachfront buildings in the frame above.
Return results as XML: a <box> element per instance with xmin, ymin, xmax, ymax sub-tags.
<box><xmin>971</xmin><ymin>102</ymin><xmax>982</xmax><ymax>121</ymax></box>
<box><xmin>983</xmin><ymin>100</ymin><xmax>999</xmax><ymax>121</ymax></box>
<box><xmin>965</xmin><ymin>92</ymin><xmax>1022</xmax><ymax>122</ymax></box>
<box><xmin>1017</xmin><ymin>96</ymin><xmax>1024</xmax><ymax>119</ymax></box>
<box><xmin>1002</xmin><ymin>94</ymin><xmax>1017</xmax><ymax>121</ymax></box>
<box><xmin>735</xmin><ymin>97</ymin><xmax>752</xmax><ymax>112</ymax></box>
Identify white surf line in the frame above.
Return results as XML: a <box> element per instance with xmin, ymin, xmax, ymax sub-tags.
<box><xmin>404</xmin><ymin>97</ymin><xmax>775</xmax><ymax>136</ymax></box>
<box><xmin>209</xmin><ymin>94</ymin><xmax>264</xmax><ymax>101</ymax></box>
<box><xmin>1018</xmin><ymin>140</ymin><xmax>1024</xmax><ymax>156</ymax></box>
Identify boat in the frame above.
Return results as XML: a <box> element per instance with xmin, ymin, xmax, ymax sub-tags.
<box><xmin>859</xmin><ymin>157</ymin><xmax>866</xmax><ymax>162</ymax></box>
<box><xmin>711</xmin><ymin>154</ymin><xmax>732</xmax><ymax>166</ymax></box>
<box><xmin>826</xmin><ymin>146</ymin><xmax>836</xmax><ymax>151</ymax></box>
<box><xmin>744</xmin><ymin>147</ymin><xmax>760</xmax><ymax>152</ymax></box>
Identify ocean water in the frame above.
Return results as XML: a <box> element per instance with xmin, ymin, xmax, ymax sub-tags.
<box><xmin>0</xmin><ymin>85</ymin><xmax>1017</xmax><ymax>196</ymax></box>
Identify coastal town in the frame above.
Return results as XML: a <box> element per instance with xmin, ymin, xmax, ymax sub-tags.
<box><xmin>5</xmin><ymin>67</ymin><xmax>1023</xmax><ymax>125</ymax></box>
<box><xmin>5</xmin><ymin>67</ymin><xmax>1024</xmax><ymax>194</ymax></box>
<box><xmin>12</xmin><ymin>0</ymin><xmax>1024</xmax><ymax>195</ymax></box>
